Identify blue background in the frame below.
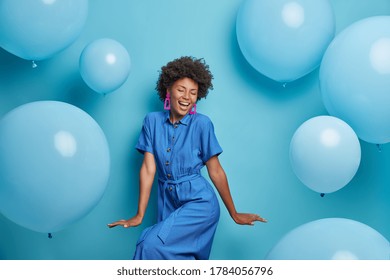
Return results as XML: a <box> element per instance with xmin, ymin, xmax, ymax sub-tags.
<box><xmin>1</xmin><ymin>0</ymin><xmax>390</xmax><ymax>260</ymax></box>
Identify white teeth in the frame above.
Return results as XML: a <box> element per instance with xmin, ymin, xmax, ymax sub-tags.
<box><xmin>179</xmin><ymin>102</ymin><xmax>190</xmax><ymax>106</ymax></box>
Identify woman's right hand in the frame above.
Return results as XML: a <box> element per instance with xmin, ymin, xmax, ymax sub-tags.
<box><xmin>107</xmin><ymin>214</ymin><xmax>143</xmax><ymax>228</ymax></box>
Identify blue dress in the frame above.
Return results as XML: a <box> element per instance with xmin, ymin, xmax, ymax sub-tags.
<box><xmin>133</xmin><ymin>111</ymin><xmax>223</xmax><ymax>260</ymax></box>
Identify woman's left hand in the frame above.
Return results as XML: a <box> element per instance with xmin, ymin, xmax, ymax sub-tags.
<box><xmin>233</xmin><ymin>213</ymin><xmax>267</xmax><ymax>225</ymax></box>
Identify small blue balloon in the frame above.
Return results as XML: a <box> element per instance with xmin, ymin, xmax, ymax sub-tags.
<box><xmin>0</xmin><ymin>101</ymin><xmax>110</xmax><ymax>233</ymax></box>
<box><xmin>266</xmin><ymin>218</ymin><xmax>390</xmax><ymax>259</ymax></box>
<box><xmin>236</xmin><ymin>0</ymin><xmax>335</xmax><ymax>83</ymax></box>
<box><xmin>79</xmin><ymin>38</ymin><xmax>131</xmax><ymax>94</ymax></box>
<box><xmin>290</xmin><ymin>116</ymin><xmax>361</xmax><ymax>194</ymax></box>
<box><xmin>320</xmin><ymin>16</ymin><xmax>390</xmax><ymax>144</ymax></box>
<box><xmin>0</xmin><ymin>0</ymin><xmax>88</xmax><ymax>61</ymax></box>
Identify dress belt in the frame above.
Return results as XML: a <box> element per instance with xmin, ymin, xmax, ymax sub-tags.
<box><xmin>158</xmin><ymin>173</ymin><xmax>201</xmax><ymax>220</ymax></box>
<box><xmin>158</xmin><ymin>173</ymin><xmax>201</xmax><ymax>186</ymax></box>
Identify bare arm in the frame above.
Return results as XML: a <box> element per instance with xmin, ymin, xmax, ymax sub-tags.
<box><xmin>108</xmin><ymin>152</ymin><xmax>156</xmax><ymax>228</ymax></box>
<box><xmin>206</xmin><ymin>155</ymin><xmax>267</xmax><ymax>225</ymax></box>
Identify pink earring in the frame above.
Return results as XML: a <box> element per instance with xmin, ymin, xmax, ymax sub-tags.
<box><xmin>164</xmin><ymin>92</ymin><xmax>171</xmax><ymax>110</ymax></box>
<box><xmin>189</xmin><ymin>103</ymin><xmax>197</xmax><ymax>115</ymax></box>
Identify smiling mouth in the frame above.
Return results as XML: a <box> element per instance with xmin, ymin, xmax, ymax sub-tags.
<box><xmin>178</xmin><ymin>101</ymin><xmax>191</xmax><ymax>109</ymax></box>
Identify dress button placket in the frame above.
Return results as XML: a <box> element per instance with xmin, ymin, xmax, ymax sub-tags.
<box><xmin>166</xmin><ymin>122</ymin><xmax>176</xmax><ymax>180</ymax></box>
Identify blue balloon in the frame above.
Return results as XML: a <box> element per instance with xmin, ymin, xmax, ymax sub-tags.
<box><xmin>236</xmin><ymin>0</ymin><xmax>335</xmax><ymax>83</ymax></box>
<box><xmin>320</xmin><ymin>16</ymin><xmax>390</xmax><ymax>144</ymax></box>
<box><xmin>79</xmin><ymin>38</ymin><xmax>131</xmax><ymax>94</ymax></box>
<box><xmin>0</xmin><ymin>0</ymin><xmax>88</xmax><ymax>61</ymax></box>
<box><xmin>0</xmin><ymin>101</ymin><xmax>110</xmax><ymax>233</ymax></box>
<box><xmin>290</xmin><ymin>116</ymin><xmax>361</xmax><ymax>194</ymax></box>
<box><xmin>266</xmin><ymin>218</ymin><xmax>390</xmax><ymax>259</ymax></box>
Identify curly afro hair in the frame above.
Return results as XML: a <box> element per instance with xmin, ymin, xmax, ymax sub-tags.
<box><xmin>156</xmin><ymin>56</ymin><xmax>213</xmax><ymax>102</ymax></box>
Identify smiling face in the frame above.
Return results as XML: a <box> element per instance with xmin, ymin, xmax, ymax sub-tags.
<box><xmin>168</xmin><ymin>77</ymin><xmax>198</xmax><ymax>123</ymax></box>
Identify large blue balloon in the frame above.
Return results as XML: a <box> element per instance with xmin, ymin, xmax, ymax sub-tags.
<box><xmin>266</xmin><ymin>218</ymin><xmax>390</xmax><ymax>259</ymax></box>
<box><xmin>79</xmin><ymin>38</ymin><xmax>131</xmax><ymax>95</ymax></box>
<box><xmin>236</xmin><ymin>0</ymin><xmax>335</xmax><ymax>83</ymax></box>
<box><xmin>0</xmin><ymin>101</ymin><xmax>110</xmax><ymax>233</ymax></box>
<box><xmin>320</xmin><ymin>16</ymin><xmax>390</xmax><ymax>144</ymax></box>
<box><xmin>290</xmin><ymin>116</ymin><xmax>361</xmax><ymax>194</ymax></box>
<box><xmin>0</xmin><ymin>0</ymin><xmax>88</xmax><ymax>61</ymax></box>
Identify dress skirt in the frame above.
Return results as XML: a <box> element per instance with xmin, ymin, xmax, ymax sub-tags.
<box><xmin>133</xmin><ymin>174</ymin><xmax>220</xmax><ymax>260</ymax></box>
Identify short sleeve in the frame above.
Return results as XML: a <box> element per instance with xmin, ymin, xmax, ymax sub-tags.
<box><xmin>135</xmin><ymin>115</ymin><xmax>154</xmax><ymax>154</ymax></box>
<box><xmin>200</xmin><ymin>118</ymin><xmax>223</xmax><ymax>163</ymax></box>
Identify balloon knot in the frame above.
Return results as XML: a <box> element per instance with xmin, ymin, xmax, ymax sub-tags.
<box><xmin>320</xmin><ymin>193</ymin><xmax>325</xmax><ymax>197</ymax></box>
<box><xmin>48</xmin><ymin>233</ymin><xmax>52</xmax><ymax>239</ymax></box>
<box><xmin>376</xmin><ymin>144</ymin><xmax>382</xmax><ymax>152</ymax></box>
<box><xmin>32</xmin><ymin>61</ymin><xmax>38</xmax><ymax>68</ymax></box>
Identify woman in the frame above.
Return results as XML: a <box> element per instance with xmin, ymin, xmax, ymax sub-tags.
<box><xmin>108</xmin><ymin>56</ymin><xmax>267</xmax><ymax>260</ymax></box>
